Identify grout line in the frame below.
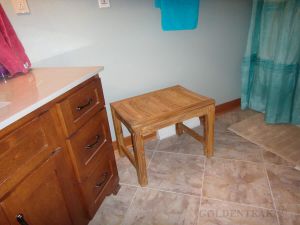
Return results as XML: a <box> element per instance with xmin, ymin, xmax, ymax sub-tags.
<box><xmin>259</xmin><ymin>143</ymin><xmax>296</xmax><ymax>169</ymax></box>
<box><xmin>144</xmin><ymin>138</ymin><xmax>160</xmax><ymax>169</ymax></box>
<box><xmin>195</xmin><ymin>156</ymin><xmax>207</xmax><ymax>224</ymax></box>
<box><xmin>276</xmin><ymin>210</ymin><xmax>300</xmax><ymax>216</ymax></box>
<box><xmin>261</xmin><ymin>152</ymin><xmax>281</xmax><ymax>225</ymax></box>
<box><xmin>154</xmin><ymin>150</ymin><xmax>266</xmax><ymax>165</ymax></box>
<box><xmin>202</xmin><ymin>197</ymin><xmax>275</xmax><ymax>211</ymax></box>
<box><xmin>155</xmin><ymin>150</ymin><xmax>206</xmax><ymax>158</ymax></box>
<box><xmin>119</xmin><ymin>182</ymin><xmax>139</xmax><ymax>188</ymax></box>
<box><xmin>121</xmin><ymin>147</ymin><xmax>266</xmax><ymax>167</ymax></box>
<box><xmin>153</xmin><ymin>138</ymin><xmax>160</xmax><ymax>152</ymax></box>
<box><xmin>120</xmin><ymin>186</ymin><xmax>138</xmax><ymax>225</ymax></box>
<box><xmin>211</xmin><ymin>155</ymin><xmax>264</xmax><ymax>165</ymax></box>
<box><xmin>263</xmin><ymin>161</ymin><xmax>297</xmax><ymax>169</ymax></box>
<box><xmin>120</xmin><ymin>183</ymin><xmax>281</xmax><ymax>223</ymax></box>
<box><xmin>142</xmin><ymin>186</ymin><xmax>201</xmax><ymax>199</ymax></box>
<box><xmin>199</xmin><ymin>157</ymin><xmax>207</xmax><ymax>207</ymax></box>
<box><xmin>195</xmin><ymin>196</ymin><xmax>202</xmax><ymax>225</ymax></box>
<box><xmin>120</xmin><ymin>182</ymin><xmax>202</xmax><ymax>198</ymax></box>
<box><xmin>146</xmin><ymin>150</ymin><xmax>156</xmax><ymax>169</ymax></box>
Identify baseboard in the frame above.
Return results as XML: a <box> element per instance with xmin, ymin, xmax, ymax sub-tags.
<box><xmin>112</xmin><ymin>98</ymin><xmax>241</xmax><ymax>149</ymax></box>
<box><xmin>216</xmin><ymin>98</ymin><xmax>241</xmax><ymax>115</ymax></box>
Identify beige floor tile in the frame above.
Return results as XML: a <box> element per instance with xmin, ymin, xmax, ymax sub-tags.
<box><xmin>156</xmin><ymin>133</ymin><xmax>205</xmax><ymax>156</ymax></box>
<box><xmin>92</xmin><ymin>109</ymin><xmax>300</xmax><ymax>224</ymax></box>
<box><xmin>266</xmin><ymin>164</ymin><xmax>300</xmax><ymax>214</ymax></box>
<box><xmin>122</xmin><ymin>188</ymin><xmax>200</xmax><ymax>225</ymax></box>
<box><xmin>262</xmin><ymin>150</ymin><xmax>295</xmax><ymax>167</ymax></box>
<box><xmin>158</xmin><ymin>112</ymin><xmax>263</xmax><ymax>163</ymax></box>
<box><xmin>198</xmin><ymin>198</ymin><xmax>278</xmax><ymax>225</ymax></box>
<box><xmin>214</xmin><ymin>119</ymin><xmax>230</xmax><ymax>132</ymax></box>
<box><xmin>147</xmin><ymin>151</ymin><xmax>205</xmax><ymax>195</ymax></box>
<box><xmin>213</xmin><ymin>129</ymin><xmax>263</xmax><ymax>162</ymax></box>
<box><xmin>155</xmin><ymin>117</ymin><xmax>255</xmax><ymax>159</ymax></box>
<box><xmin>88</xmin><ymin>185</ymin><xmax>137</xmax><ymax>225</ymax></box>
<box><xmin>203</xmin><ymin>158</ymin><xmax>273</xmax><ymax>209</ymax></box>
<box><xmin>278</xmin><ymin>211</ymin><xmax>300</xmax><ymax>225</ymax></box>
<box><xmin>144</xmin><ymin>138</ymin><xmax>160</xmax><ymax>151</ymax></box>
<box><xmin>216</xmin><ymin>108</ymin><xmax>258</xmax><ymax>127</ymax></box>
<box><xmin>116</xmin><ymin>150</ymin><xmax>154</xmax><ymax>186</ymax></box>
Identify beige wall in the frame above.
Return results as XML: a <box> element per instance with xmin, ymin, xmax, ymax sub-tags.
<box><xmin>1</xmin><ymin>0</ymin><xmax>252</xmax><ymax>139</ymax></box>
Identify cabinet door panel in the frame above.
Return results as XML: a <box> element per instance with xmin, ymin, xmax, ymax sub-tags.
<box><xmin>1</xmin><ymin>149</ymin><xmax>73</xmax><ymax>225</ymax></box>
<box><xmin>0</xmin><ymin>111</ymin><xmax>59</xmax><ymax>190</ymax></box>
<box><xmin>0</xmin><ymin>206</ymin><xmax>10</xmax><ymax>225</ymax></box>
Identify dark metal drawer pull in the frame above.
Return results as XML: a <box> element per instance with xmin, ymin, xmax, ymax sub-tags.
<box><xmin>76</xmin><ymin>98</ymin><xmax>93</xmax><ymax>111</ymax></box>
<box><xmin>16</xmin><ymin>214</ymin><xmax>29</xmax><ymax>225</ymax></box>
<box><xmin>96</xmin><ymin>172</ymin><xmax>109</xmax><ymax>188</ymax></box>
<box><xmin>85</xmin><ymin>135</ymin><xmax>100</xmax><ymax>150</ymax></box>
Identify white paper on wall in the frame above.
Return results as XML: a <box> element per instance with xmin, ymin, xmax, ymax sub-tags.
<box><xmin>10</xmin><ymin>0</ymin><xmax>30</xmax><ymax>14</ymax></box>
<box><xmin>98</xmin><ymin>0</ymin><xmax>110</xmax><ymax>8</ymax></box>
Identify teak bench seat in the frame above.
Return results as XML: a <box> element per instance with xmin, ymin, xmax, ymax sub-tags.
<box><xmin>111</xmin><ymin>85</ymin><xmax>215</xmax><ymax>186</ymax></box>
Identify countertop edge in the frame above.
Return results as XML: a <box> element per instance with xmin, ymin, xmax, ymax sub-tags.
<box><xmin>0</xmin><ymin>67</ymin><xmax>103</xmax><ymax>130</ymax></box>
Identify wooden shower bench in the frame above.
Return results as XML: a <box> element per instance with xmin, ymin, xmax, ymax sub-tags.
<box><xmin>110</xmin><ymin>85</ymin><xmax>215</xmax><ymax>186</ymax></box>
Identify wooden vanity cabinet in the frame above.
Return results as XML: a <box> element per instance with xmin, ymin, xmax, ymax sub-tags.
<box><xmin>1</xmin><ymin>148</ymin><xmax>79</xmax><ymax>225</ymax></box>
<box><xmin>0</xmin><ymin>74</ymin><xmax>119</xmax><ymax>225</ymax></box>
<box><xmin>0</xmin><ymin>109</ymin><xmax>87</xmax><ymax>225</ymax></box>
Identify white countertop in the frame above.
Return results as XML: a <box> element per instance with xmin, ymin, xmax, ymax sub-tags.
<box><xmin>0</xmin><ymin>66</ymin><xmax>104</xmax><ymax>130</ymax></box>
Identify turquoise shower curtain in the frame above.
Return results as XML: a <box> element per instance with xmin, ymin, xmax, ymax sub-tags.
<box><xmin>241</xmin><ymin>0</ymin><xmax>300</xmax><ymax>124</ymax></box>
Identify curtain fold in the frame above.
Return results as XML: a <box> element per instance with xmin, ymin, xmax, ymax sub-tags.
<box><xmin>241</xmin><ymin>0</ymin><xmax>300</xmax><ymax>124</ymax></box>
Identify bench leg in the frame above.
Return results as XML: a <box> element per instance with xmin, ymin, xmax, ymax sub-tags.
<box><xmin>111</xmin><ymin>108</ymin><xmax>125</xmax><ymax>157</ymax></box>
<box><xmin>199</xmin><ymin>116</ymin><xmax>208</xmax><ymax>156</ymax></box>
<box><xmin>132</xmin><ymin>132</ymin><xmax>148</xmax><ymax>186</ymax></box>
<box><xmin>175</xmin><ymin>122</ymin><xmax>184</xmax><ymax>136</ymax></box>
<box><xmin>206</xmin><ymin>106</ymin><xmax>215</xmax><ymax>157</ymax></box>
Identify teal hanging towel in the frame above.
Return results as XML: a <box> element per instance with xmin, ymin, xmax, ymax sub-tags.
<box><xmin>241</xmin><ymin>0</ymin><xmax>300</xmax><ymax>124</ymax></box>
<box><xmin>156</xmin><ymin>0</ymin><xmax>200</xmax><ymax>31</ymax></box>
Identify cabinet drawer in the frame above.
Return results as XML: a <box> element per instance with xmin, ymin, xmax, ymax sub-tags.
<box><xmin>80</xmin><ymin>153</ymin><xmax>114</xmax><ymax>218</ymax></box>
<box><xmin>0</xmin><ymin>111</ymin><xmax>59</xmax><ymax>190</ymax></box>
<box><xmin>66</xmin><ymin>109</ymin><xmax>112</xmax><ymax>181</ymax></box>
<box><xmin>57</xmin><ymin>78</ymin><xmax>105</xmax><ymax>136</ymax></box>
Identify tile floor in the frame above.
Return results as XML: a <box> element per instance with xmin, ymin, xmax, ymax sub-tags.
<box><xmin>89</xmin><ymin>109</ymin><xmax>300</xmax><ymax>225</ymax></box>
